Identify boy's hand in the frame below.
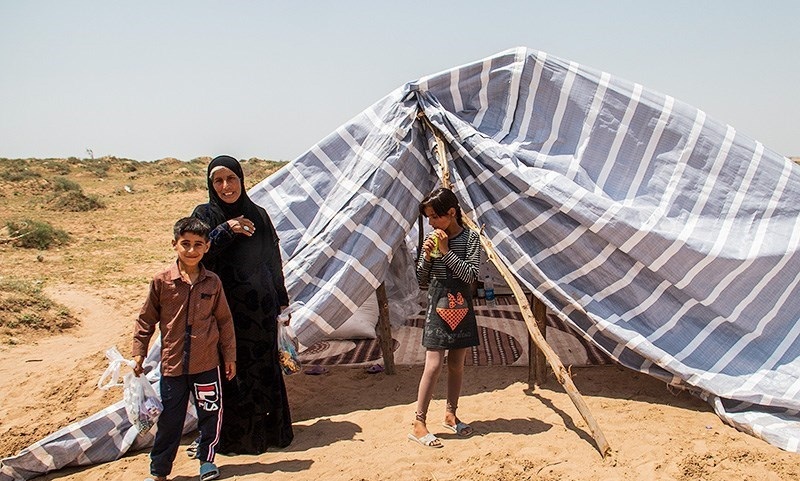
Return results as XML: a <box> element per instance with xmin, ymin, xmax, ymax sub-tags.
<box><xmin>225</xmin><ymin>361</ymin><xmax>236</xmax><ymax>380</ymax></box>
<box><xmin>132</xmin><ymin>355</ymin><xmax>144</xmax><ymax>377</ymax></box>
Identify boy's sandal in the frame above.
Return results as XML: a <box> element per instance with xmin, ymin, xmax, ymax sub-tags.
<box><xmin>200</xmin><ymin>462</ymin><xmax>220</xmax><ymax>481</ymax></box>
<box><xmin>186</xmin><ymin>437</ymin><xmax>200</xmax><ymax>458</ymax></box>
<box><xmin>144</xmin><ymin>477</ymin><xmax>167</xmax><ymax>481</ymax></box>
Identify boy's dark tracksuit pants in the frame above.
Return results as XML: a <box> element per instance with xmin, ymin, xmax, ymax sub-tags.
<box><xmin>150</xmin><ymin>367</ymin><xmax>223</xmax><ymax>477</ymax></box>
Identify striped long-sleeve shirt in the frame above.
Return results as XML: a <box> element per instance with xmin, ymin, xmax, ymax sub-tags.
<box><xmin>417</xmin><ymin>227</ymin><xmax>481</xmax><ymax>286</ymax></box>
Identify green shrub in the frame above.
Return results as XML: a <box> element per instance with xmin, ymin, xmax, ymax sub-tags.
<box><xmin>0</xmin><ymin>278</ymin><xmax>78</xmax><ymax>333</ymax></box>
<box><xmin>121</xmin><ymin>162</ymin><xmax>138</xmax><ymax>172</ymax></box>
<box><xmin>162</xmin><ymin>178</ymin><xmax>205</xmax><ymax>192</ymax></box>
<box><xmin>52</xmin><ymin>176</ymin><xmax>81</xmax><ymax>192</ymax></box>
<box><xmin>82</xmin><ymin>160</ymin><xmax>110</xmax><ymax>177</ymax></box>
<box><xmin>43</xmin><ymin>161</ymin><xmax>71</xmax><ymax>175</ymax></box>
<box><xmin>50</xmin><ymin>191</ymin><xmax>105</xmax><ymax>212</ymax></box>
<box><xmin>5</xmin><ymin>219</ymin><xmax>71</xmax><ymax>249</ymax></box>
<box><xmin>16</xmin><ymin>313</ymin><xmax>45</xmax><ymax>328</ymax></box>
<box><xmin>6</xmin><ymin>169</ymin><xmax>41</xmax><ymax>182</ymax></box>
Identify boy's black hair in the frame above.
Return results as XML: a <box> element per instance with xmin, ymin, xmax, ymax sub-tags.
<box><xmin>173</xmin><ymin>216</ymin><xmax>211</xmax><ymax>240</ymax></box>
<box><xmin>419</xmin><ymin>187</ymin><xmax>464</xmax><ymax>227</ymax></box>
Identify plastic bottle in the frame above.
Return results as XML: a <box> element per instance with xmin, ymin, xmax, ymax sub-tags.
<box><xmin>484</xmin><ymin>275</ymin><xmax>496</xmax><ymax>307</ymax></box>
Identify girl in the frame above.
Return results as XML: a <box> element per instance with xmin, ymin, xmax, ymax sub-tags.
<box><xmin>409</xmin><ymin>187</ymin><xmax>481</xmax><ymax>448</ymax></box>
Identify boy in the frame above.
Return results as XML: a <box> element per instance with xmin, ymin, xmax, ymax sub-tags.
<box><xmin>133</xmin><ymin>216</ymin><xmax>236</xmax><ymax>481</ymax></box>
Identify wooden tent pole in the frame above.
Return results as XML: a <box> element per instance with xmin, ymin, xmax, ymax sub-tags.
<box><xmin>418</xmin><ymin>112</ymin><xmax>611</xmax><ymax>457</ymax></box>
<box><xmin>375</xmin><ymin>283</ymin><xmax>396</xmax><ymax>374</ymax></box>
<box><xmin>529</xmin><ymin>294</ymin><xmax>548</xmax><ymax>386</ymax></box>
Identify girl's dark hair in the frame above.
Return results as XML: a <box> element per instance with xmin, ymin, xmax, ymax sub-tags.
<box><xmin>174</xmin><ymin>216</ymin><xmax>211</xmax><ymax>240</ymax></box>
<box><xmin>419</xmin><ymin>187</ymin><xmax>464</xmax><ymax>227</ymax></box>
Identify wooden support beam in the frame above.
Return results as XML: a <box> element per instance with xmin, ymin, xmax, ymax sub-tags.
<box><xmin>531</xmin><ymin>295</ymin><xmax>548</xmax><ymax>386</ymax></box>
<box><xmin>375</xmin><ymin>283</ymin><xmax>396</xmax><ymax>375</ymax></box>
<box><xmin>528</xmin><ymin>334</ymin><xmax>535</xmax><ymax>386</ymax></box>
<box><xmin>528</xmin><ymin>293</ymin><xmax>548</xmax><ymax>387</ymax></box>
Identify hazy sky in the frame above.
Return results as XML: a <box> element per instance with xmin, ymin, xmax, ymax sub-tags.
<box><xmin>2</xmin><ymin>1</ymin><xmax>798</xmax><ymax>161</ymax></box>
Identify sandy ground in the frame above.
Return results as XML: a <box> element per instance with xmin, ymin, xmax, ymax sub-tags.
<box><xmin>2</xmin><ymin>158</ymin><xmax>800</xmax><ymax>480</ymax></box>
<box><xmin>2</xmin><ymin>286</ymin><xmax>799</xmax><ymax>481</ymax></box>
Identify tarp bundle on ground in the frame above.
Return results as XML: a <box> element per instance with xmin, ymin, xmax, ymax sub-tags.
<box><xmin>3</xmin><ymin>46</ymin><xmax>799</xmax><ymax>480</ymax></box>
<box><xmin>0</xmin><ymin>340</ymin><xmax>200</xmax><ymax>481</ymax></box>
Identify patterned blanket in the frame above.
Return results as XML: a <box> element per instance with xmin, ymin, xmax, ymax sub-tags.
<box><xmin>300</xmin><ymin>296</ymin><xmax>612</xmax><ymax>367</ymax></box>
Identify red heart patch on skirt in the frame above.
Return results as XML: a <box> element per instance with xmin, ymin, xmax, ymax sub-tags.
<box><xmin>436</xmin><ymin>291</ymin><xmax>468</xmax><ymax>330</ymax></box>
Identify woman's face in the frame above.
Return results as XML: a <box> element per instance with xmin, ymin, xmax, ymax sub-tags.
<box><xmin>211</xmin><ymin>167</ymin><xmax>242</xmax><ymax>204</ymax></box>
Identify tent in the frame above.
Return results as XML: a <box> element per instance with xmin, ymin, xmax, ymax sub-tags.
<box><xmin>3</xmin><ymin>46</ymin><xmax>800</xmax><ymax>480</ymax></box>
<box><xmin>248</xmin><ymin>46</ymin><xmax>800</xmax><ymax>453</ymax></box>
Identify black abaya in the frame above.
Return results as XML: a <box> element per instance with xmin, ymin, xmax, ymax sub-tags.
<box><xmin>192</xmin><ymin>155</ymin><xmax>293</xmax><ymax>454</ymax></box>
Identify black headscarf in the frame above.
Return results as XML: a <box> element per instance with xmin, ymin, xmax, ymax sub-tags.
<box><xmin>207</xmin><ymin>155</ymin><xmax>248</xmax><ymax>220</ymax></box>
<box><xmin>198</xmin><ymin>155</ymin><xmax>278</xmax><ymax>274</ymax></box>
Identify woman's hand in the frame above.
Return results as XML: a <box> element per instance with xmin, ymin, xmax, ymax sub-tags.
<box><xmin>227</xmin><ymin>215</ymin><xmax>256</xmax><ymax>236</ymax></box>
<box><xmin>278</xmin><ymin>305</ymin><xmax>291</xmax><ymax>326</ymax></box>
<box><xmin>225</xmin><ymin>361</ymin><xmax>236</xmax><ymax>380</ymax></box>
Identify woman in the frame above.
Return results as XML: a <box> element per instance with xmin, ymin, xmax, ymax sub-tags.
<box><xmin>191</xmin><ymin>154</ymin><xmax>293</xmax><ymax>454</ymax></box>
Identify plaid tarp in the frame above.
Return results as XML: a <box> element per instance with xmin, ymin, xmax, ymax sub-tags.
<box><xmin>249</xmin><ymin>47</ymin><xmax>800</xmax><ymax>452</ymax></box>
<box><xmin>3</xmin><ymin>46</ymin><xmax>799</xmax><ymax>479</ymax></box>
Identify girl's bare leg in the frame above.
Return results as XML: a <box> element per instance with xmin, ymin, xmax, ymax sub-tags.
<box><xmin>444</xmin><ymin>348</ymin><xmax>473</xmax><ymax>434</ymax></box>
<box><xmin>413</xmin><ymin>349</ymin><xmax>445</xmax><ymax>439</ymax></box>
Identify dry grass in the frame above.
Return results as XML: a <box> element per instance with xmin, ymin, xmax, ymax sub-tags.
<box><xmin>0</xmin><ymin>277</ymin><xmax>79</xmax><ymax>344</ymax></box>
<box><xmin>0</xmin><ymin>156</ymin><xmax>287</xmax><ymax>344</ymax></box>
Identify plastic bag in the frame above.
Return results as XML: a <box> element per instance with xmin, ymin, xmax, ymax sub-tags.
<box><xmin>97</xmin><ymin>346</ymin><xmax>133</xmax><ymax>390</ymax></box>
<box><xmin>277</xmin><ymin>321</ymin><xmax>302</xmax><ymax>375</ymax></box>
<box><xmin>97</xmin><ymin>345</ymin><xmax>162</xmax><ymax>434</ymax></box>
<box><xmin>123</xmin><ymin>372</ymin><xmax>163</xmax><ymax>434</ymax></box>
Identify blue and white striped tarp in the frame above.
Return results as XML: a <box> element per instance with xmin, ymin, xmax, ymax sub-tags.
<box><xmin>251</xmin><ymin>47</ymin><xmax>800</xmax><ymax>452</ymax></box>
<box><xmin>3</xmin><ymin>47</ymin><xmax>799</xmax><ymax>480</ymax></box>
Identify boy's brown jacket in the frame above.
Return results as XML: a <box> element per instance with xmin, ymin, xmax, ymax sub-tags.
<box><xmin>133</xmin><ymin>262</ymin><xmax>236</xmax><ymax>376</ymax></box>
